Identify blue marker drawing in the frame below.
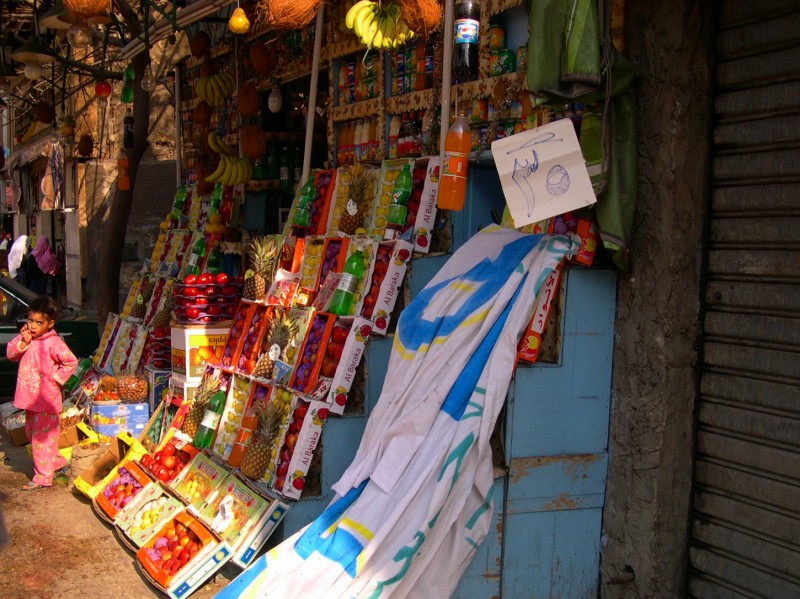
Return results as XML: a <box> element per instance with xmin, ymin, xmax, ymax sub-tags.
<box><xmin>506</xmin><ymin>132</ymin><xmax>569</xmax><ymax>217</ymax></box>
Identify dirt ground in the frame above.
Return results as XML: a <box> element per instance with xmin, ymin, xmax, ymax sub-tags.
<box><xmin>0</xmin><ymin>433</ymin><xmax>242</xmax><ymax>599</ymax></box>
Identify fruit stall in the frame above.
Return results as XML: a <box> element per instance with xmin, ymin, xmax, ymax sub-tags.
<box><xmin>31</xmin><ymin>0</ymin><xmax>627</xmax><ymax>595</ymax></box>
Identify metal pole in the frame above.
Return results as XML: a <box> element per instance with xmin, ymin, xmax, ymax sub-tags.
<box><xmin>439</xmin><ymin>0</ymin><xmax>454</xmax><ymax>163</ymax></box>
<box><xmin>174</xmin><ymin>67</ymin><xmax>182</xmax><ymax>187</ymax></box>
<box><xmin>303</xmin><ymin>4</ymin><xmax>325</xmax><ymax>184</ymax></box>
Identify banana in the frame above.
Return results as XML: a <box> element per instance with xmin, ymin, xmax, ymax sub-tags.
<box><xmin>354</xmin><ymin>3</ymin><xmax>376</xmax><ymax>38</ymax></box>
<box><xmin>220</xmin><ymin>156</ymin><xmax>234</xmax><ymax>186</ymax></box>
<box><xmin>196</xmin><ymin>77</ymin><xmax>207</xmax><ymax>103</ymax></box>
<box><xmin>222</xmin><ymin>72</ymin><xmax>235</xmax><ymax>95</ymax></box>
<box><xmin>345</xmin><ymin>0</ymin><xmax>374</xmax><ymax>30</ymax></box>
<box><xmin>361</xmin><ymin>16</ymin><xmax>379</xmax><ymax>46</ymax></box>
<box><xmin>212</xmin><ymin>76</ymin><xmax>225</xmax><ymax>107</ymax></box>
<box><xmin>205</xmin><ymin>157</ymin><xmax>226</xmax><ymax>183</ymax></box>
<box><xmin>207</xmin><ymin>131</ymin><xmax>222</xmax><ymax>155</ymax></box>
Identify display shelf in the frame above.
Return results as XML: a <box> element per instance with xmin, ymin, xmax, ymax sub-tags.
<box><xmin>385</xmin><ymin>73</ymin><xmax>519</xmax><ymax>115</ymax></box>
<box><xmin>328</xmin><ymin>97</ymin><xmax>384</xmax><ymax>123</ymax></box>
<box><xmin>321</xmin><ymin>36</ymin><xmax>364</xmax><ymax>62</ymax></box>
<box><xmin>487</xmin><ymin>0</ymin><xmax>525</xmax><ymax>18</ymax></box>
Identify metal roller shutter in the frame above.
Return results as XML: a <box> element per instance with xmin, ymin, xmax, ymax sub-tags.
<box><xmin>690</xmin><ymin>0</ymin><xmax>800</xmax><ymax>596</ymax></box>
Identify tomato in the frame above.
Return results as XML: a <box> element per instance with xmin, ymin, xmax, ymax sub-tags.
<box><xmin>153</xmin><ymin>451</ymin><xmax>164</xmax><ymax>464</ymax></box>
<box><xmin>183</xmin><ymin>286</ymin><xmax>199</xmax><ymax>297</ymax></box>
<box><xmin>193</xmin><ymin>296</ymin><xmax>208</xmax><ymax>306</ymax></box>
<box><xmin>206</xmin><ymin>305</ymin><xmax>221</xmax><ymax>316</ymax></box>
<box><xmin>222</xmin><ymin>285</ymin><xmax>236</xmax><ymax>296</ymax></box>
<box><xmin>156</xmin><ymin>467</ymin><xmax>170</xmax><ymax>481</ymax></box>
<box><xmin>183</xmin><ymin>274</ymin><xmax>198</xmax><ymax>285</ymax></box>
<box><xmin>215</xmin><ymin>272</ymin><xmax>230</xmax><ymax>284</ymax></box>
<box><xmin>186</xmin><ymin>307</ymin><xmax>201</xmax><ymax>319</ymax></box>
<box><xmin>162</xmin><ymin>443</ymin><xmax>176</xmax><ymax>457</ymax></box>
<box><xmin>198</xmin><ymin>273</ymin><xmax>214</xmax><ymax>284</ymax></box>
<box><xmin>204</xmin><ymin>285</ymin><xmax>217</xmax><ymax>296</ymax></box>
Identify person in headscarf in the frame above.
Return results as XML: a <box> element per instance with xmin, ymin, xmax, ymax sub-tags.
<box><xmin>27</xmin><ymin>236</ymin><xmax>60</xmax><ymax>296</ymax></box>
<box><xmin>7</xmin><ymin>235</ymin><xmax>29</xmax><ymax>286</ymax></box>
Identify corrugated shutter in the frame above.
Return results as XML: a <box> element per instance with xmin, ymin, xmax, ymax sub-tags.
<box><xmin>690</xmin><ymin>1</ymin><xmax>800</xmax><ymax>597</ymax></box>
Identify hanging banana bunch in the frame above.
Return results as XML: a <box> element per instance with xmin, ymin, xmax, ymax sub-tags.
<box><xmin>345</xmin><ymin>0</ymin><xmax>416</xmax><ymax>50</ymax></box>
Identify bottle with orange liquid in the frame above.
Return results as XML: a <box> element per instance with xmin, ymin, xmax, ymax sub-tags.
<box><xmin>117</xmin><ymin>149</ymin><xmax>130</xmax><ymax>191</ymax></box>
<box><xmin>227</xmin><ymin>406</ymin><xmax>258</xmax><ymax>468</ymax></box>
<box><xmin>437</xmin><ymin>111</ymin><xmax>470</xmax><ymax>210</ymax></box>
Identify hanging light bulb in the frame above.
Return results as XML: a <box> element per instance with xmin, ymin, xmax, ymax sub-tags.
<box><xmin>268</xmin><ymin>79</ymin><xmax>283</xmax><ymax>113</ymax></box>
<box><xmin>95</xmin><ymin>79</ymin><xmax>112</xmax><ymax>110</ymax></box>
<box><xmin>24</xmin><ymin>63</ymin><xmax>43</xmax><ymax>80</ymax></box>
<box><xmin>141</xmin><ymin>64</ymin><xmax>157</xmax><ymax>93</ymax></box>
<box><xmin>228</xmin><ymin>5</ymin><xmax>250</xmax><ymax>35</ymax></box>
<box><xmin>67</xmin><ymin>21</ymin><xmax>92</xmax><ymax>49</ymax></box>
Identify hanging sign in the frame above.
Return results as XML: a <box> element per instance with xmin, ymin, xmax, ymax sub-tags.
<box><xmin>491</xmin><ymin>118</ymin><xmax>596</xmax><ymax>229</ymax></box>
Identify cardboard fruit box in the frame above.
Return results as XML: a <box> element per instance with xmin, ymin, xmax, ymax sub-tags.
<box><xmin>171</xmin><ymin>323</ymin><xmax>230</xmax><ymax>382</ymax></box>
<box><xmin>90</xmin><ymin>401</ymin><xmax>151</xmax><ymax>438</ymax></box>
<box><xmin>359</xmin><ymin>239</ymin><xmax>413</xmax><ymax>335</ymax></box>
<box><xmin>289</xmin><ymin>312</ymin><xmax>335</xmax><ymax>395</ymax></box>
<box><xmin>74</xmin><ymin>431</ymin><xmax>148</xmax><ymax>500</ymax></box>
<box><xmin>325</xmin><ymin>317</ymin><xmax>372</xmax><ymax>415</ymax></box>
<box><xmin>219</xmin><ymin>300</ymin><xmax>255</xmax><ymax>369</ymax></box>
<box><xmin>210</xmin><ymin>374</ymin><xmax>253</xmax><ymax>462</ymax></box>
<box><xmin>93</xmin><ymin>459</ymin><xmax>154</xmax><ymax>524</ymax></box>
<box><xmin>235</xmin><ymin>304</ymin><xmax>273</xmax><ymax>376</ymax></box>
<box><xmin>196</xmin><ymin>472</ymin><xmax>290</xmax><ymax>568</ymax></box>
<box><xmin>411</xmin><ymin>157</ymin><xmax>440</xmax><ymax>254</ymax></box>
<box><xmin>370</xmin><ymin>158</ymin><xmax>417</xmax><ymax>239</ymax></box>
<box><xmin>169</xmin><ymin>451</ymin><xmax>229</xmax><ymax>513</ymax></box>
<box><xmin>114</xmin><ymin>481</ymin><xmax>186</xmax><ymax>551</ymax></box>
<box><xmin>272</xmin><ymin>398</ymin><xmax>329</xmax><ymax>500</ymax></box>
<box><xmin>137</xmin><ymin>510</ymin><xmax>232</xmax><ymax>599</ymax></box>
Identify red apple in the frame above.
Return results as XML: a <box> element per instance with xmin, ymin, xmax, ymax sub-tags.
<box><xmin>184</xmin><ymin>274</ymin><xmax>198</xmax><ymax>285</ymax></box>
<box><xmin>215</xmin><ymin>272</ymin><xmax>230</xmax><ymax>284</ymax></box>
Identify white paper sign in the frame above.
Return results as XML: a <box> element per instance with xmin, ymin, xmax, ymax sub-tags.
<box><xmin>491</xmin><ymin>119</ymin><xmax>597</xmax><ymax>228</ymax></box>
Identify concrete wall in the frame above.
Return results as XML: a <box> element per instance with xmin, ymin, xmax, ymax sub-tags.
<box><xmin>599</xmin><ymin>1</ymin><xmax>714</xmax><ymax>597</ymax></box>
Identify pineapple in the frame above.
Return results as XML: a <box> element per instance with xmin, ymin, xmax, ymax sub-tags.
<box><xmin>243</xmin><ymin>236</ymin><xmax>277</xmax><ymax>301</ymax></box>
<box><xmin>130</xmin><ymin>277</ymin><xmax>154</xmax><ymax>320</ymax></box>
<box><xmin>239</xmin><ymin>400</ymin><xmax>284</xmax><ymax>480</ymax></box>
<box><xmin>339</xmin><ymin>164</ymin><xmax>373</xmax><ymax>235</ymax></box>
<box><xmin>180</xmin><ymin>371</ymin><xmax>220</xmax><ymax>438</ymax></box>
<box><xmin>152</xmin><ymin>294</ymin><xmax>174</xmax><ymax>328</ymax></box>
<box><xmin>252</xmin><ymin>310</ymin><xmax>299</xmax><ymax>379</ymax></box>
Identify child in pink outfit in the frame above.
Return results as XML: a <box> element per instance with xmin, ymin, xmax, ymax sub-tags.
<box><xmin>7</xmin><ymin>296</ymin><xmax>78</xmax><ymax>490</ymax></box>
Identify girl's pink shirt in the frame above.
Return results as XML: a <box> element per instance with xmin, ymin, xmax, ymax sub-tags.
<box><xmin>7</xmin><ymin>329</ymin><xmax>78</xmax><ymax>414</ymax></box>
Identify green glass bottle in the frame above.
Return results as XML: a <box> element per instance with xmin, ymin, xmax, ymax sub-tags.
<box><xmin>192</xmin><ymin>390</ymin><xmax>227</xmax><ymax>449</ymax></box>
<box><xmin>187</xmin><ymin>235</ymin><xmax>208</xmax><ymax>276</ymax></box>
<box><xmin>63</xmin><ymin>357</ymin><xmax>93</xmax><ymax>393</ymax></box>
<box><xmin>209</xmin><ymin>181</ymin><xmax>223</xmax><ymax>216</ymax></box>
<box><xmin>205</xmin><ymin>242</ymin><xmax>223</xmax><ymax>275</ymax></box>
<box><xmin>328</xmin><ymin>250</ymin><xmax>365</xmax><ymax>316</ymax></box>
<box><xmin>120</xmin><ymin>63</ymin><xmax>135</xmax><ymax>103</ymax></box>
<box><xmin>169</xmin><ymin>186</ymin><xmax>187</xmax><ymax>222</ymax></box>
<box><xmin>385</xmin><ymin>163</ymin><xmax>412</xmax><ymax>238</ymax></box>
<box><xmin>292</xmin><ymin>176</ymin><xmax>316</xmax><ymax>231</ymax></box>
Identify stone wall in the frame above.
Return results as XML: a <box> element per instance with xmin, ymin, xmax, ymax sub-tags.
<box><xmin>599</xmin><ymin>1</ymin><xmax>714</xmax><ymax>597</ymax></box>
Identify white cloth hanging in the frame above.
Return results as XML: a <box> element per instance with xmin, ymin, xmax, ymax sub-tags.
<box><xmin>217</xmin><ymin>225</ymin><xmax>578</xmax><ymax>599</ymax></box>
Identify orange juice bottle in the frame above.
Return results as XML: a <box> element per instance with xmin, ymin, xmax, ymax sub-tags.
<box><xmin>227</xmin><ymin>406</ymin><xmax>258</xmax><ymax>468</ymax></box>
<box><xmin>437</xmin><ymin>111</ymin><xmax>470</xmax><ymax>210</ymax></box>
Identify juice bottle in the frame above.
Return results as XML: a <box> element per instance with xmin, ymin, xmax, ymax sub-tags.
<box><xmin>227</xmin><ymin>406</ymin><xmax>258</xmax><ymax>468</ymax></box>
<box><xmin>437</xmin><ymin>111</ymin><xmax>471</xmax><ymax>210</ymax></box>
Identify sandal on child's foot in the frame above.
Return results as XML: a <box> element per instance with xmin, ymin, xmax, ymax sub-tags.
<box><xmin>20</xmin><ymin>481</ymin><xmax>46</xmax><ymax>491</ymax></box>
<box><xmin>55</xmin><ymin>465</ymin><xmax>70</xmax><ymax>477</ymax></box>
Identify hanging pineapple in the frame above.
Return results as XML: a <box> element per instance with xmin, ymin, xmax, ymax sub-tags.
<box><xmin>239</xmin><ymin>400</ymin><xmax>284</xmax><ymax>480</ymax></box>
<box><xmin>338</xmin><ymin>164</ymin><xmax>374</xmax><ymax>235</ymax></box>
<box><xmin>180</xmin><ymin>371</ymin><xmax>221</xmax><ymax>438</ymax></box>
<box><xmin>252</xmin><ymin>310</ymin><xmax>299</xmax><ymax>379</ymax></box>
<box><xmin>243</xmin><ymin>236</ymin><xmax>277</xmax><ymax>301</ymax></box>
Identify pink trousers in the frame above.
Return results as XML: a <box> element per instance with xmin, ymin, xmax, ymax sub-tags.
<box><xmin>25</xmin><ymin>411</ymin><xmax>66</xmax><ymax>486</ymax></box>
